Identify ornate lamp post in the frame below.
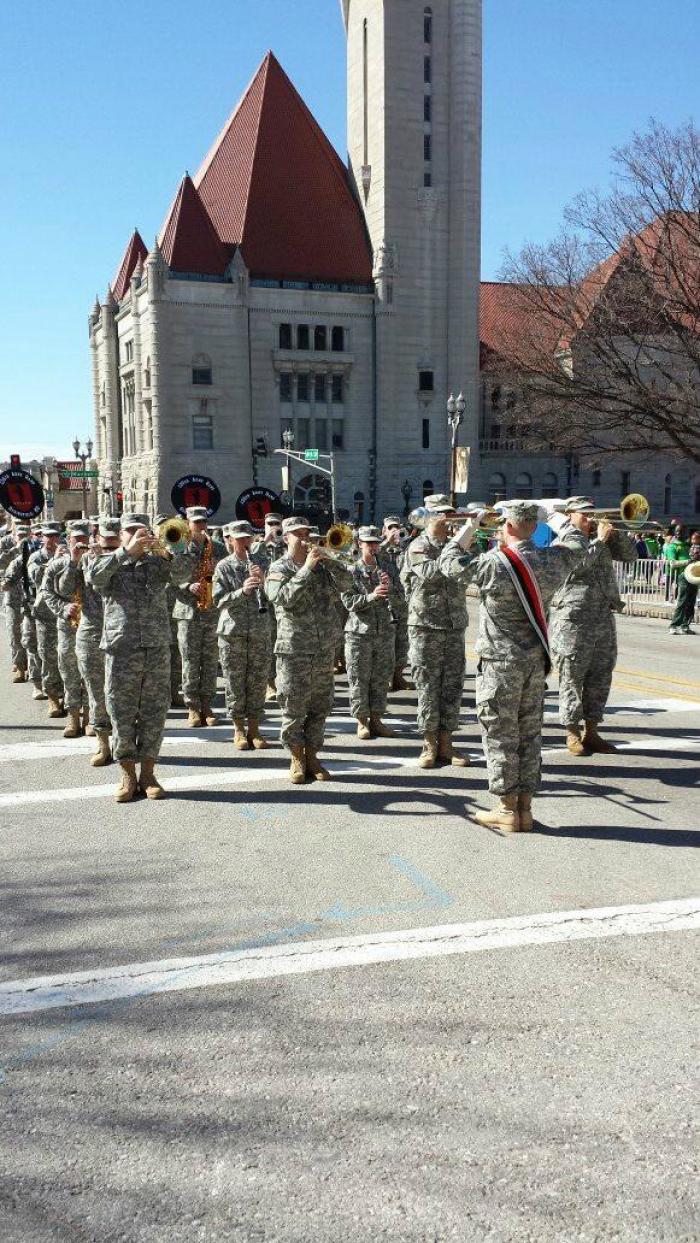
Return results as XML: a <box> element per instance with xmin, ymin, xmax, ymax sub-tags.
<box><xmin>401</xmin><ymin>479</ymin><xmax>413</xmax><ymax>518</ymax></box>
<box><xmin>446</xmin><ymin>392</ymin><xmax>466</xmax><ymax>507</ymax></box>
<box><xmin>72</xmin><ymin>436</ymin><xmax>93</xmax><ymax>519</ymax></box>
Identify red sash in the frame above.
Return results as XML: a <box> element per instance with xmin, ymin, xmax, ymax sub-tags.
<box><xmin>496</xmin><ymin>546</ymin><xmax>551</xmax><ymax>673</ymax></box>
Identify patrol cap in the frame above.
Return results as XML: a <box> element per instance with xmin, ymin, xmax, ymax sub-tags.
<box><xmin>67</xmin><ymin>520</ymin><xmax>90</xmax><ymax>537</ymax></box>
<box><xmin>358</xmin><ymin>525</ymin><xmax>382</xmax><ymax>542</ymax></box>
<box><xmin>265</xmin><ymin>512</ymin><xmax>283</xmax><ymax>525</ymax></box>
<box><xmin>383</xmin><ymin>515</ymin><xmax>402</xmax><ymax>528</ymax></box>
<box><xmin>98</xmin><ymin>517</ymin><xmax>121</xmax><ymax>538</ymax></box>
<box><xmin>282</xmin><ymin>515</ymin><xmax>310</xmax><ymax>535</ymax></box>
<box><xmin>227</xmin><ymin>520</ymin><xmax>255</xmax><ymax>538</ymax></box>
<box><xmin>185</xmin><ymin>506</ymin><xmax>209</xmax><ymax>522</ymax></box>
<box><xmin>423</xmin><ymin>493</ymin><xmax>456</xmax><ymax>514</ymax></box>
<box><xmin>564</xmin><ymin>496</ymin><xmax>595</xmax><ymax>513</ymax></box>
<box><xmin>497</xmin><ymin>499</ymin><xmax>543</xmax><ymax>526</ymax></box>
<box><xmin>15</xmin><ymin>524</ymin><xmax>31</xmax><ymax>536</ymax></box>
<box><xmin>40</xmin><ymin>522</ymin><xmax>62</xmax><ymax>537</ymax></box>
<box><xmin>120</xmin><ymin>512</ymin><xmax>150</xmax><ymax>531</ymax></box>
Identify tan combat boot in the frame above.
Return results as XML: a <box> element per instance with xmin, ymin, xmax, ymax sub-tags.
<box><xmin>370</xmin><ymin>715</ymin><xmax>397</xmax><ymax>738</ymax></box>
<box><xmin>83</xmin><ymin>708</ymin><xmax>95</xmax><ymax>737</ymax></box>
<box><xmin>47</xmin><ymin>696</ymin><xmax>64</xmax><ymax>719</ymax></box>
<box><xmin>187</xmin><ymin>707</ymin><xmax>202</xmax><ymax>728</ymax></box>
<box><xmin>518</xmin><ymin>794</ymin><xmax>534</xmax><ymax>831</ymax></box>
<box><xmin>306</xmin><ymin>748</ymin><xmax>331</xmax><ymax>781</ymax></box>
<box><xmin>33</xmin><ymin>683</ymin><xmax>47</xmax><ymax>700</ymax></box>
<box><xmin>566</xmin><ymin>726</ymin><xmax>589</xmax><ymax>756</ymax></box>
<box><xmin>12</xmin><ymin>666</ymin><xmax>26</xmax><ymax>684</ymax></box>
<box><xmin>582</xmin><ymin>720</ymin><xmax>617</xmax><ymax>753</ymax></box>
<box><xmin>115</xmin><ymin>760</ymin><xmax>138</xmax><ymax>803</ymax></box>
<box><xmin>357</xmin><ymin>717</ymin><xmax>372</xmax><ymax>740</ymax></box>
<box><xmin>418</xmin><ymin>731</ymin><xmax>438</xmax><ymax>769</ymax></box>
<box><xmin>202</xmin><ymin>703</ymin><xmax>218</xmax><ymax>726</ymax></box>
<box><xmin>289</xmin><ymin>745</ymin><xmax>306</xmax><ymax>784</ymax></box>
<box><xmin>473</xmin><ymin>795</ymin><xmax>520</xmax><ymax>833</ymax></box>
<box><xmin>391</xmin><ymin>668</ymin><xmax>410</xmax><ymax>692</ymax></box>
<box><xmin>247</xmin><ymin>718</ymin><xmax>268</xmax><ymax>749</ymax></box>
<box><xmin>139</xmin><ymin>757</ymin><xmax>165</xmax><ymax>799</ymax></box>
<box><xmin>232</xmin><ymin>718</ymin><xmax>250</xmax><ymax>750</ymax></box>
<box><xmin>437</xmin><ymin>730</ymin><xmax>470</xmax><ymax>767</ymax></box>
<box><xmin>63</xmin><ymin>710</ymin><xmax>83</xmax><ymax>739</ymax></box>
<box><xmin>90</xmin><ymin>731</ymin><xmax>112</xmax><ymax>768</ymax></box>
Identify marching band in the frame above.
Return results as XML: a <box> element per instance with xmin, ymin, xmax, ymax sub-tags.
<box><xmin>0</xmin><ymin>491</ymin><xmax>641</xmax><ymax>829</ymax></box>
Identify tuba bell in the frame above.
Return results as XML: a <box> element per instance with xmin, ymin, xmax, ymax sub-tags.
<box><xmin>683</xmin><ymin>561</ymin><xmax>700</xmax><ymax>586</ymax></box>
<box><xmin>592</xmin><ymin>493</ymin><xmax>651</xmax><ymax>529</ymax></box>
<box><xmin>157</xmin><ymin>516</ymin><xmax>190</xmax><ymax>552</ymax></box>
<box><xmin>326</xmin><ymin>522</ymin><xmax>354</xmax><ymax>551</ymax></box>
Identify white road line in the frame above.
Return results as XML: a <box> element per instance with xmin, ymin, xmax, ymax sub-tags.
<box><xmin>1</xmin><ymin>898</ymin><xmax>698</xmax><ymax>1016</ymax></box>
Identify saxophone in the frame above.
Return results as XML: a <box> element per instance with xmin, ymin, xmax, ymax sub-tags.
<box><xmin>69</xmin><ymin>585</ymin><xmax>83</xmax><ymax>629</ymax></box>
<box><xmin>197</xmin><ymin>535</ymin><xmax>214</xmax><ymax>611</ymax></box>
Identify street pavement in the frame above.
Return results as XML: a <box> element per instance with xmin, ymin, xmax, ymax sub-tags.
<box><xmin>0</xmin><ymin>605</ymin><xmax>698</xmax><ymax>1242</ymax></box>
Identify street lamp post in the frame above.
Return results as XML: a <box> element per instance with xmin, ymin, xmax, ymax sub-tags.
<box><xmin>446</xmin><ymin>392</ymin><xmax>466</xmax><ymax>507</ymax></box>
<box><xmin>72</xmin><ymin>436</ymin><xmax>93</xmax><ymax>519</ymax></box>
<box><xmin>401</xmin><ymin>479</ymin><xmax>413</xmax><ymax>518</ymax></box>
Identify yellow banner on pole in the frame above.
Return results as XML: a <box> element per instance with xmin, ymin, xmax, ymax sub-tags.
<box><xmin>454</xmin><ymin>446</ymin><xmax>470</xmax><ymax>495</ymax></box>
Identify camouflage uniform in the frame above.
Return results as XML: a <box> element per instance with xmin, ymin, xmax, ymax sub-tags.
<box><xmin>401</xmin><ymin>532</ymin><xmax>468</xmax><ymax>733</ymax></box>
<box><xmin>1</xmin><ymin>547</ymin><xmax>27</xmax><ymax>674</ymax></box>
<box><xmin>342</xmin><ymin>558</ymin><xmax>399</xmax><ymax>720</ymax></box>
<box><xmin>213</xmin><ymin>551</ymin><xmax>272</xmax><ymax>720</ymax></box>
<box><xmin>28</xmin><ymin>549</ymin><xmax>64</xmax><ymax>700</ymax></box>
<box><xmin>441</xmin><ymin>536</ymin><xmax>608</xmax><ymax>794</ymax></box>
<box><xmin>267</xmin><ymin>554</ymin><xmax>351</xmax><ymax>752</ymax></box>
<box><xmin>551</xmin><ymin>526</ymin><xmax>637</xmax><ymax>728</ymax></box>
<box><xmin>4</xmin><ymin>541</ymin><xmax>43</xmax><ymax>686</ymax></box>
<box><xmin>87</xmin><ymin>548</ymin><xmax>171</xmax><ymax>762</ymax></box>
<box><xmin>56</xmin><ymin>554</ymin><xmax>110</xmax><ymax>731</ymax></box>
<box><xmin>381</xmin><ymin>541</ymin><xmax>409</xmax><ymax>673</ymax></box>
<box><xmin>170</xmin><ymin>540</ymin><xmax>224</xmax><ymax>713</ymax></box>
<box><xmin>166</xmin><ymin>584</ymin><xmax>182</xmax><ymax>702</ymax></box>
<box><xmin>42</xmin><ymin>556</ymin><xmax>85</xmax><ymax>712</ymax></box>
<box><xmin>254</xmin><ymin>535</ymin><xmax>284</xmax><ymax>686</ymax></box>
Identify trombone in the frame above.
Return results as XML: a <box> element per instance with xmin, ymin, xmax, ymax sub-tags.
<box><xmin>156</xmin><ymin>515</ymin><xmax>190</xmax><ymax>552</ymax></box>
<box><xmin>408</xmin><ymin>505</ymin><xmax>504</xmax><ymax>532</ymax></box>
<box><xmin>590</xmin><ymin>493</ymin><xmax>658</xmax><ymax>530</ymax></box>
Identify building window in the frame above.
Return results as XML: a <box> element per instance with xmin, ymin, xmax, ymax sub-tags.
<box><xmin>280</xmin><ymin>417</ymin><xmax>293</xmax><ymax>446</ymax></box>
<box><xmin>664</xmin><ymin>473</ymin><xmax>672</xmax><ymax>512</ymax></box>
<box><xmin>423</xmin><ymin>173</ymin><xmax>432</xmax><ymax>187</ymax></box>
<box><xmin>143</xmin><ymin>359</ymin><xmax>151</xmax><ymax>389</ymax></box>
<box><xmin>297</xmin><ymin>374</ymin><xmax>310</xmax><ymax>403</ymax></box>
<box><xmin>424</xmin><ymin>56</ymin><xmax>431</xmax><ymax>84</ymax></box>
<box><xmin>592</xmin><ymin>468</ymin><xmax>601</xmax><ymax>488</ymax></box>
<box><xmin>490</xmin><ymin>422</ymin><xmax>501</xmax><ymax>442</ymax></box>
<box><xmin>515</xmin><ymin>472</ymin><xmax>533</xmax><ymax>499</ymax></box>
<box><xmin>418</xmin><ymin>370</ymin><xmax>434</xmax><ymax>392</ymax></box>
<box><xmin>422</xmin><ymin>479</ymin><xmax>434</xmax><ymax>499</ymax></box>
<box><xmin>315</xmin><ymin>420</ymin><xmax>328</xmax><ymax>451</ymax></box>
<box><xmin>332</xmin><ymin>419</ymin><xmax>345</xmax><ymax>450</ymax></box>
<box><xmin>542</xmin><ymin>472</ymin><xmax>558</xmax><ymax>499</ymax></box>
<box><xmin>280</xmin><ymin>373</ymin><xmax>292</xmax><ymax>403</ymax></box>
<box><xmin>331</xmin><ymin>375</ymin><xmax>344</xmax><ymax>404</ymax></box>
<box><xmin>314</xmin><ymin>373</ymin><xmax>327</xmax><ymax>403</ymax></box>
<box><xmin>297</xmin><ymin>324</ymin><xmax>310</xmax><ymax>350</ymax></box>
<box><xmin>424</xmin><ymin>7</ymin><xmax>432</xmax><ymax>42</ymax></box>
<box><xmin>422</xmin><ymin>419</ymin><xmax>430</xmax><ymax>449</ymax></box>
<box><xmin>314</xmin><ymin>326</ymin><xmax>327</xmax><ymax>351</ymax></box>
<box><xmin>296</xmin><ymin>418</ymin><xmax>310</xmax><ymax>449</ymax></box>
<box><xmin>144</xmin><ymin>400</ymin><xmax>153</xmax><ymax>451</ymax></box>
<box><xmin>423</xmin><ymin>134</ymin><xmax>432</xmax><ymax>163</ymax></box>
<box><xmin>193</xmin><ymin>413</ymin><xmax>213</xmax><ymax>451</ymax></box>
<box><xmin>488</xmin><ymin>472</ymin><xmax>507</xmax><ymax>503</ymax></box>
<box><xmin>192</xmin><ymin>366</ymin><xmax>212</xmax><ymax>385</ymax></box>
<box><xmin>621</xmin><ymin>470</ymin><xmax>631</xmax><ymax>496</ymax></box>
<box><xmin>331</xmin><ymin>326</ymin><xmax>345</xmax><ymax>352</ymax></box>
<box><xmin>124</xmin><ymin>340</ymin><xmax>134</xmax><ymax>362</ymax></box>
<box><xmin>424</xmin><ymin>95</ymin><xmax>432</xmax><ymax>123</ymax></box>
<box><xmin>279</xmin><ymin>323</ymin><xmax>292</xmax><ymax>349</ymax></box>
<box><xmin>491</xmin><ymin>384</ymin><xmax>502</xmax><ymax>410</ymax></box>
<box><xmin>101</xmin><ymin>383</ymin><xmax>106</xmax><ymax>407</ymax></box>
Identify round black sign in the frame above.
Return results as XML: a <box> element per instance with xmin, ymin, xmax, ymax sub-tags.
<box><xmin>0</xmin><ymin>468</ymin><xmax>45</xmax><ymax>519</ymax></box>
<box><xmin>235</xmin><ymin>488</ymin><xmax>282</xmax><ymax>531</ymax></box>
<box><xmin>171</xmin><ymin>475</ymin><xmax>221</xmax><ymax>518</ymax></box>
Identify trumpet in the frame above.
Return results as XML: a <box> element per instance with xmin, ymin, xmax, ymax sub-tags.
<box><xmin>156</xmin><ymin>515</ymin><xmax>190</xmax><ymax>552</ymax></box>
<box><xmin>326</xmin><ymin>522</ymin><xmax>354</xmax><ymax>552</ymax></box>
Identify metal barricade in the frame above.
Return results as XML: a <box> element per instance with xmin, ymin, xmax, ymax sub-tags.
<box><xmin>614</xmin><ymin>558</ymin><xmax>699</xmax><ymax>619</ymax></box>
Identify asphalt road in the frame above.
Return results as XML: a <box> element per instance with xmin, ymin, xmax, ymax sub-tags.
<box><xmin>1</xmin><ymin>607</ymin><xmax>698</xmax><ymax>1242</ymax></box>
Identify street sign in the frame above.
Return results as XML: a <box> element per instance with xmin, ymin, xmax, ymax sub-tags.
<box><xmin>171</xmin><ymin>474</ymin><xmax>221</xmax><ymax>517</ymax></box>
<box><xmin>58</xmin><ymin>470</ymin><xmax>98</xmax><ymax>479</ymax></box>
<box><xmin>304</xmin><ymin>449</ymin><xmax>319</xmax><ymax>461</ymax></box>
<box><xmin>0</xmin><ymin>468</ymin><xmax>45</xmax><ymax>518</ymax></box>
<box><xmin>235</xmin><ymin>488</ymin><xmax>282</xmax><ymax>530</ymax></box>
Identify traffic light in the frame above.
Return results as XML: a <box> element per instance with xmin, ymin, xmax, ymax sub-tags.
<box><xmin>10</xmin><ymin>454</ymin><xmax>20</xmax><ymax>468</ymax></box>
<box><xmin>255</xmin><ymin>436</ymin><xmax>268</xmax><ymax>457</ymax></box>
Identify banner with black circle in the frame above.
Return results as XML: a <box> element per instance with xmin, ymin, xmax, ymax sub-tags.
<box><xmin>0</xmin><ymin>468</ymin><xmax>45</xmax><ymax>519</ymax></box>
<box><xmin>235</xmin><ymin>488</ymin><xmax>283</xmax><ymax>530</ymax></box>
<box><xmin>170</xmin><ymin>475</ymin><xmax>221</xmax><ymax>518</ymax></box>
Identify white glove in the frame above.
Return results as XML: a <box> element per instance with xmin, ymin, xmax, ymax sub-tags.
<box><xmin>452</xmin><ymin>518</ymin><xmax>478</xmax><ymax>550</ymax></box>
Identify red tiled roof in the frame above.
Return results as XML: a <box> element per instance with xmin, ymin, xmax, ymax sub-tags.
<box><xmin>193</xmin><ymin>51</ymin><xmax>372</xmax><ymax>285</ymax></box>
<box><xmin>112</xmin><ymin>230</ymin><xmax>148</xmax><ymax>301</ymax></box>
<box><xmin>479</xmin><ymin>281</ymin><xmax>564</xmax><ymax>369</ymax></box>
<box><xmin>159</xmin><ymin>175</ymin><xmax>229</xmax><ymax>276</ymax></box>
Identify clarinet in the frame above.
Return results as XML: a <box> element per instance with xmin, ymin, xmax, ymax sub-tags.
<box><xmin>369</xmin><ymin>559</ymin><xmax>397</xmax><ymax>626</ymax></box>
<box><xmin>247</xmin><ymin>557</ymin><xmax>268</xmax><ymax>614</ymax></box>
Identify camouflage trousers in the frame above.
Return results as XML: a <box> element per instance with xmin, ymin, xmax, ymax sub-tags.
<box><xmin>5</xmin><ymin>604</ymin><xmax>26</xmax><ymax>672</ymax></box>
<box><xmin>345</xmin><ymin>630</ymin><xmax>395</xmax><ymax>719</ymax></box>
<box><xmin>393</xmin><ymin>611</ymin><xmax>409</xmax><ymax>672</ymax></box>
<box><xmin>170</xmin><ymin>614</ymin><xmax>182</xmax><ymax>700</ymax></box>
<box><xmin>276</xmin><ymin>645</ymin><xmax>335</xmax><ymax>752</ymax></box>
<box><xmin>35</xmin><ymin>617</ymin><xmax>63</xmax><ymax>700</ymax></box>
<box><xmin>268</xmin><ymin>609</ymin><xmax>277</xmax><ymax>686</ymax></box>
<box><xmin>76</xmin><ymin>625</ymin><xmax>109</xmax><ymax>731</ymax></box>
<box><xmin>476</xmin><ymin>654</ymin><xmax>546</xmax><ymax>796</ymax></box>
<box><xmin>409</xmin><ymin>627</ymin><xmax>466</xmax><ymax>733</ymax></box>
<box><xmin>21</xmin><ymin>614</ymin><xmax>41</xmax><ymax>686</ymax></box>
<box><xmin>57</xmin><ymin>625</ymin><xmax>85</xmax><ymax>712</ymax></box>
<box><xmin>553</xmin><ymin>613</ymin><xmax>617</xmax><ymax>727</ymax></box>
<box><xmin>105</xmin><ymin>644</ymin><xmax>171</xmax><ymax>762</ymax></box>
<box><xmin>177</xmin><ymin>612</ymin><xmax>219</xmax><ymax>711</ymax></box>
<box><xmin>219</xmin><ymin>630</ymin><xmax>272</xmax><ymax>720</ymax></box>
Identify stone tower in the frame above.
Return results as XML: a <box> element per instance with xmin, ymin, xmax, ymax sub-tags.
<box><xmin>342</xmin><ymin>0</ymin><xmax>482</xmax><ymax>503</ymax></box>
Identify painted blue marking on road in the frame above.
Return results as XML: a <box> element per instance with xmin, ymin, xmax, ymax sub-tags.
<box><xmin>388</xmin><ymin>854</ymin><xmax>454</xmax><ymax>907</ymax></box>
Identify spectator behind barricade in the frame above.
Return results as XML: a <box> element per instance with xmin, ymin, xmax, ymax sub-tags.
<box><xmin>644</xmin><ymin>530</ymin><xmax>661</xmax><ymax>557</ymax></box>
<box><xmin>634</xmin><ymin>533</ymin><xmax>649</xmax><ymax>559</ymax></box>
<box><xmin>669</xmin><ymin>530</ymin><xmax>700</xmax><ymax>635</ymax></box>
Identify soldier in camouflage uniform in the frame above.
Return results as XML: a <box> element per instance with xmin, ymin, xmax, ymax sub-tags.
<box><xmin>213</xmin><ymin>520</ymin><xmax>272</xmax><ymax>749</ymax></box>
<box><xmin>43</xmin><ymin>521</ymin><xmax>90</xmax><ymax>739</ymax></box>
<box><xmin>156</xmin><ymin>514</ymin><xmax>184</xmax><ymax>707</ymax></box>
<box><xmin>28</xmin><ymin>523</ymin><xmax>65</xmax><ymax>717</ymax></box>
<box><xmin>382</xmin><ymin>516</ymin><xmax>410</xmax><ymax>691</ymax></box>
<box><xmin>550</xmin><ymin>496</ymin><xmax>637</xmax><ymax>755</ymax></box>
<box><xmin>342</xmin><ymin>525</ymin><xmax>399</xmax><ymax>739</ymax></box>
<box><xmin>88</xmin><ymin>513</ymin><xmax>172</xmax><ymax>802</ymax></box>
<box><xmin>253</xmin><ymin>513</ymin><xmax>284</xmax><ymax>700</ymax></box>
<box><xmin>170</xmin><ymin>506</ymin><xmax>224</xmax><ymax>727</ymax></box>
<box><xmin>4</xmin><ymin>529</ymin><xmax>45</xmax><ymax>697</ymax></box>
<box><xmin>1</xmin><ymin>525</ymin><xmax>30</xmax><ymax>682</ymax></box>
<box><xmin>56</xmin><ymin>517</ymin><xmax>120</xmax><ymax>766</ymax></box>
<box><xmin>440</xmin><ymin>500</ymin><xmax>614</xmax><ymax>831</ymax></box>
<box><xmin>267</xmin><ymin>516</ymin><xmax>353</xmax><ymax>783</ymax></box>
<box><xmin>401</xmin><ymin>495</ymin><xmax>470</xmax><ymax>769</ymax></box>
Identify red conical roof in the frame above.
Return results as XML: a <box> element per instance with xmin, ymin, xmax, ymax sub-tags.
<box><xmin>112</xmin><ymin>229</ymin><xmax>148</xmax><ymax>301</ymax></box>
<box><xmin>194</xmin><ymin>52</ymin><xmax>372</xmax><ymax>286</ymax></box>
<box><xmin>159</xmin><ymin>175</ymin><xmax>229</xmax><ymax>276</ymax></box>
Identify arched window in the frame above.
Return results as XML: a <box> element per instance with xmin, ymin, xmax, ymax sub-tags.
<box><xmin>664</xmin><ymin>473</ymin><xmax>672</xmax><ymax>513</ymax></box>
<box><xmin>422</xmin><ymin>478</ymin><xmax>434</xmax><ymax>498</ymax></box>
<box><xmin>515</xmin><ymin>472</ymin><xmax>533</xmax><ymax>499</ymax></box>
<box><xmin>354</xmin><ymin>490</ymin><xmax>365</xmax><ymax>524</ymax></box>
<box><xmin>293</xmin><ymin>472</ymin><xmax>331</xmax><ymax>512</ymax></box>
<box><xmin>541</xmin><ymin>472</ymin><xmax>558</xmax><ymax>499</ymax></box>
<box><xmin>488</xmin><ymin>472</ymin><xmax>506</xmax><ymax>503</ymax></box>
<box><xmin>192</xmin><ymin>353</ymin><xmax>212</xmax><ymax>385</ymax></box>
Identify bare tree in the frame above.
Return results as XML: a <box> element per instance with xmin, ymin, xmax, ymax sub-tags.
<box><xmin>495</xmin><ymin>120</ymin><xmax>700</xmax><ymax>467</ymax></box>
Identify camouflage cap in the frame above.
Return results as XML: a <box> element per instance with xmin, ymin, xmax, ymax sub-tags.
<box><xmin>497</xmin><ymin>499</ymin><xmax>542</xmax><ymax>526</ymax></box>
<box><xmin>264</xmin><ymin>512</ymin><xmax>283</xmax><ymax>525</ymax></box>
<box><xmin>40</xmin><ymin>522</ymin><xmax>62</xmax><ymax>537</ymax></box>
<box><xmin>358</xmin><ymin>525</ymin><xmax>382</xmax><ymax>542</ymax></box>
<box><xmin>383</xmin><ymin>515</ymin><xmax>402</xmax><ymax>528</ymax></box>
<box><xmin>120</xmin><ymin>512</ymin><xmax>150</xmax><ymax>531</ymax></box>
<box><xmin>98</xmin><ymin>517</ymin><xmax>121</xmax><ymax>538</ymax></box>
<box><xmin>185</xmin><ymin>506</ymin><xmax>209</xmax><ymax>522</ymax></box>
<box><xmin>67</xmin><ymin>520</ymin><xmax>90</xmax><ymax>537</ymax></box>
<box><xmin>282</xmin><ymin>515</ymin><xmax>310</xmax><ymax>535</ymax></box>
<box><xmin>226</xmin><ymin>520</ymin><xmax>255</xmax><ymax>538</ymax></box>
<box><xmin>564</xmin><ymin>496</ymin><xmax>595</xmax><ymax>513</ymax></box>
<box><xmin>423</xmin><ymin>493</ymin><xmax>455</xmax><ymax>514</ymax></box>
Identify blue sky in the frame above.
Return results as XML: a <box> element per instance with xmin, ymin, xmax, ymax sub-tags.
<box><xmin>0</xmin><ymin>0</ymin><xmax>697</xmax><ymax>458</ymax></box>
